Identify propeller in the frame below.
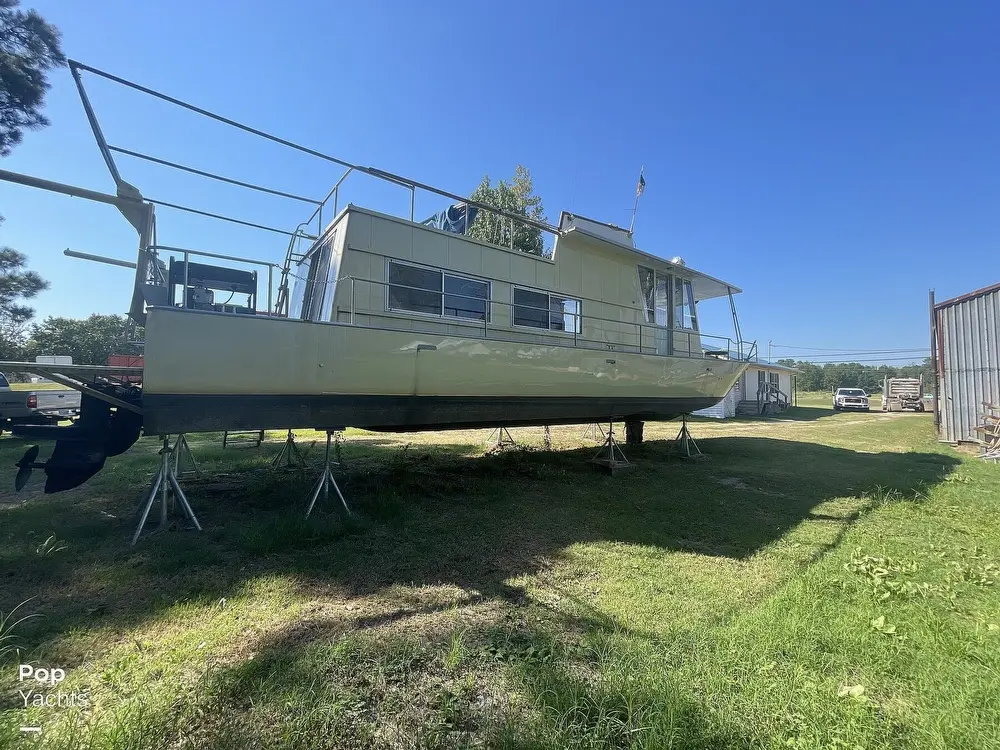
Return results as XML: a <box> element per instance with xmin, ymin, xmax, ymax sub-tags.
<box><xmin>14</xmin><ymin>445</ymin><xmax>41</xmax><ymax>491</ymax></box>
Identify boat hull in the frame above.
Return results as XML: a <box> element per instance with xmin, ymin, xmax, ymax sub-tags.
<box><xmin>141</xmin><ymin>307</ymin><xmax>747</xmax><ymax>433</ymax></box>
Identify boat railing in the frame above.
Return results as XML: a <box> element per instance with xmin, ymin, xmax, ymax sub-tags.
<box><xmin>65</xmin><ymin>61</ymin><xmax>562</xmax><ymax>274</ymax></box>
<box><xmin>343</xmin><ymin>275</ymin><xmax>757</xmax><ymax>362</ymax></box>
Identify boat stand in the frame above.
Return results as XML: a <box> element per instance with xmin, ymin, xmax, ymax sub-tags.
<box><xmin>132</xmin><ymin>435</ymin><xmax>202</xmax><ymax>545</ymax></box>
<box><xmin>304</xmin><ymin>431</ymin><xmax>354</xmax><ymax>519</ymax></box>
<box><xmin>591</xmin><ymin>422</ymin><xmax>633</xmax><ymax>474</ymax></box>
<box><xmin>672</xmin><ymin>416</ymin><xmax>704</xmax><ymax>459</ymax></box>
<box><xmin>271</xmin><ymin>429</ymin><xmax>306</xmax><ymax>469</ymax></box>
<box><xmin>581</xmin><ymin>423</ymin><xmax>607</xmax><ymax>441</ymax></box>
<box><xmin>485</xmin><ymin>426</ymin><xmax>517</xmax><ymax>452</ymax></box>
<box><xmin>172</xmin><ymin>433</ymin><xmax>201</xmax><ymax>478</ymax></box>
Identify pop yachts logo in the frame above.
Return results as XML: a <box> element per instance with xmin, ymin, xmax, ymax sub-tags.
<box><xmin>18</xmin><ymin>664</ymin><xmax>90</xmax><ymax>708</ymax></box>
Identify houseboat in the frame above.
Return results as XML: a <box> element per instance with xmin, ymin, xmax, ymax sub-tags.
<box><xmin>1</xmin><ymin>61</ymin><xmax>756</xmax><ymax>493</ymax></box>
<box><xmin>136</xmin><ymin>207</ymin><xmax>751</xmax><ymax>434</ymax></box>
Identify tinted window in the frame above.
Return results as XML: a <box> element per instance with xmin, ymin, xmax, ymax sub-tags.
<box><xmin>0</xmin><ymin>373</ymin><xmax>9</xmax><ymax>388</ymax></box>
<box><xmin>513</xmin><ymin>288</ymin><xmax>549</xmax><ymax>329</ymax></box>
<box><xmin>444</xmin><ymin>275</ymin><xmax>489</xmax><ymax>321</ymax></box>
<box><xmin>388</xmin><ymin>261</ymin><xmax>442</xmax><ymax>316</ymax></box>
<box><xmin>637</xmin><ymin>266</ymin><xmax>655</xmax><ymax>323</ymax></box>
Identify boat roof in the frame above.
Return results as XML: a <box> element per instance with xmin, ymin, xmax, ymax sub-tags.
<box><xmin>557</xmin><ymin>211</ymin><xmax>742</xmax><ymax>302</ymax></box>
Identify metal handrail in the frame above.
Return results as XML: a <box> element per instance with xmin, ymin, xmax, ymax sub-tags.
<box><xmin>340</xmin><ymin>275</ymin><xmax>755</xmax><ymax>361</ymax></box>
<box><xmin>68</xmin><ymin>60</ymin><xmax>560</xmax><ymax>248</ymax></box>
<box><xmin>150</xmin><ymin>244</ymin><xmax>281</xmax><ymax>314</ymax></box>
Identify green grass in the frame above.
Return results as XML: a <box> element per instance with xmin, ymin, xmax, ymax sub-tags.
<box><xmin>6</xmin><ymin>382</ymin><xmax>69</xmax><ymax>391</ymax></box>
<box><xmin>0</xmin><ymin>405</ymin><xmax>997</xmax><ymax>749</ymax></box>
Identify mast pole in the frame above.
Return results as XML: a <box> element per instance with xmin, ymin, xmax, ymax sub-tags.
<box><xmin>628</xmin><ymin>165</ymin><xmax>645</xmax><ymax>235</ymax></box>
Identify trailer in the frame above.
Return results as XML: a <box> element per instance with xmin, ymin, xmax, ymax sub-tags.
<box><xmin>882</xmin><ymin>376</ymin><xmax>924</xmax><ymax>412</ymax></box>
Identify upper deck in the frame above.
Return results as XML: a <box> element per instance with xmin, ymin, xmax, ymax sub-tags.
<box><xmin>287</xmin><ymin>204</ymin><xmax>753</xmax><ymax>362</ymax></box>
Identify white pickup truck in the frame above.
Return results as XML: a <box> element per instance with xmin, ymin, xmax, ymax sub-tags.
<box><xmin>0</xmin><ymin>372</ymin><xmax>82</xmax><ymax>433</ymax></box>
<box><xmin>833</xmin><ymin>387</ymin><xmax>870</xmax><ymax>411</ymax></box>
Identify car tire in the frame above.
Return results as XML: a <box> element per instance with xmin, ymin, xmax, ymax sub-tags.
<box><xmin>833</xmin><ymin>404</ymin><xmax>840</xmax><ymax>411</ymax></box>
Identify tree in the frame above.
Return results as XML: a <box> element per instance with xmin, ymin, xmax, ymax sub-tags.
<box><xmin>0</xmin><ymin>217</ymin><xmax>48</xmax><ymax>358</ymax></box>
<box><xmin>24</xmin><ymin>314</ymin><xmax>131</xmax><ymax>365</ymax></box>
<box><xmin>0</xmin><ymin>1</ymin><xmax>62</xmax><ymax>354</ymax></box>
<box><xmin>0</xmin><ymin>0</ymin><xmax>66</xmax><ymax>156</ymax></box>
<box><xmin>778</xmin><ymin>357</ymin><xmax>932</xmax><ymax>393</ymax></box>
<box><xmin>467</xmin><ymin>165</ymin><xmax>548</xmax><ymax>256</ymax></box>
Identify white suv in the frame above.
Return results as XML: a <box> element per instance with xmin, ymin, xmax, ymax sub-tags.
<box><xmin>833</xmin><ymin>388</ymin><xmax>870</xmax><ymax>411</ymax></box>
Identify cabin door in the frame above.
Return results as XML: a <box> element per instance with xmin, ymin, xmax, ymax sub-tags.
<box><xmin>654</xmin><ymin>272</ymin><xmax>672</xmax><ymax>355</ymax></box>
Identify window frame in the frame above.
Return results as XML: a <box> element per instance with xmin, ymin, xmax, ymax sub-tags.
<box><xmin>511</xmin><ymin>285</ymin><xmax>583</xmax><ymax>335</ymax></box>
<box><xmin>385</xmin><ymin>258</ymin><xmax>491</xmax><ymax>323</ymax></box>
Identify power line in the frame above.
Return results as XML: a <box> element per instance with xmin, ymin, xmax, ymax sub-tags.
<box><xmin>771</xmin><ymin>344</ymin><xmax>927</xmax><ymax>354</ymax></box>
<box><xmin>780</xmin><ymin>350</ymin><xmax>928</xmax><ymax>358</ymax></box>
<box><xmin>798</xmin><ymin>357</ymin><xmax>922</xmax><ymax>367</ymax></box>
<box><xmin>789</xmin><ymin>352</ymin><xmax>928</xmax><ymax>361</ymax></box>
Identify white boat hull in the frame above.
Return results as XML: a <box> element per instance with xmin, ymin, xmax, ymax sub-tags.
<box><xmin>141</xmin><ymin>307</ymin><xmax>747</xmax><ymax>433</ymax></box>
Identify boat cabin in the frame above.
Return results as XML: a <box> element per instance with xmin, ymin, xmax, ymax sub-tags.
<box><xmin>287</xmin><ymin>205</ymin><xmax>748</xmax><ymax>362</ymax></box>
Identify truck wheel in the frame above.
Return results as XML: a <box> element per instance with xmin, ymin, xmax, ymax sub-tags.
<box><xmin>833</xmin><ymin>404</ymin><xmax>840</xmax><ymax>411</ymax></box>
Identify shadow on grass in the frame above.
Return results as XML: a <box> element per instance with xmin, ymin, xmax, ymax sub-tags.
<box><xmin>78</xmin><ymin>594</ymin><xmax>751</xmax><ymax>750</ymax></box>
<box><xmin>0</xmin><ymin>431</ymin><xmax>959</xmax><ymax>665</ymax></box>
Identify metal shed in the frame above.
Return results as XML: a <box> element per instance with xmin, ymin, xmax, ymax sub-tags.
<box><xmin>931</xmin><ymin>282</ymin><xmax>1000</xmax><ymax>443</ymax></box>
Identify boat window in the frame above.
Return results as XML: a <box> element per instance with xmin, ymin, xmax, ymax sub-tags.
<box><xmin>637</xmin><ymin>265</ymin><xmax>655</xmax><ymax>323</ymax></box>
<box><xmin>444</xmin><ymin>276</ymin><xmax>489</xmax><ymax>321</ymax></box>
<box><xmin>550</xmin><ymin>296</ymin><xmax>581</xmax><ymax>333</ymax></box>
<box><xmin>387</xmin><ymin>260</ymin><xmax>490</xmax><ymax>321</ymax></box>
<box><xmin>512</xmin><ymin>288</ymin><xmax>548</xmax><ymax>329</ymax></box>
<box><xmin>303</xmin><ymin>238</ymin><xmax>333</xmax><ymax>321</ymax></box>
<box><xmin>513</xmin><ymin>287</ymin><xmax>583</xmax><ymax>333</ymax></box>
<box><xmin>290</xmin><ymin>232</ymin><xmax>336</xmax><ymax>321</ymax></box>
<box><xmin>388</xmin><ymin>262</ymin><xmax>441</xmax><ymax>315</ymax></box>
<box><xmin>673</xmin><ymin>277</ymin><xmax>698</xmax><ymax>330</ymax></box>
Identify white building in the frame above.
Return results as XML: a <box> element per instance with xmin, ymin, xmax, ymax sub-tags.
<box><xmin>694</xmin><ymin>361</ymin><xmax>798</xmax><ymax>418</ymax></box>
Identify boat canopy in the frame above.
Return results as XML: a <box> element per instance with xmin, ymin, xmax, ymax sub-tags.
<box><xmin>556</xmin><ymin>211</ymin><xmax>741</xmax><ymax>302</ymax></box>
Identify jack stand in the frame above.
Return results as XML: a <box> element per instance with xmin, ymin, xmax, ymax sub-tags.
<box><xmin>672</xmin><ymin>416</ymin><xmax>704</xmax><ymax>459</ymax></box>
<box><xmin>304</xmin><ymin>431</ymin><xmax>353</xmax><ymax>519</ymax></box>
<box><xmin>591</xmin><ymin>422</ymin><xmax>633</xmax><ymax>474</ymax></box>
<box><xmin>172</xmin><ymin>433</ymin><xmax>201</xmax><ymax>478</ymax></box>
<box><xmin>581</xmin><ymin>423</ymin><xmax>607</xmax><ymax>441</ymax></box>
<box><xmin>271</xmin><ymin>429</ymin><xmax>306</xmax><ymax>469</ymax></box>
<box><xmin>486</xmin><ymin>426</ymin><xmax>517</xmax><ymax>452</ymax></box>
<box><xmin>132</xmin><ymin>435</ymin><xmax>202</xmax><ymax>545</ymax></box>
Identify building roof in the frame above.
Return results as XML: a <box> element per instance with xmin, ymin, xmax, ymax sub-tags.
<box><xmin>934</xmin><ymin>281</ymin><xmax>1000</xmax><ymax>310</ymax></box>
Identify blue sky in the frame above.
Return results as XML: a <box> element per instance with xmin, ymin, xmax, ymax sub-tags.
<box><xmin>1</xmin><ymin>0</ymin><xmax>997</xmax><ymax>364</ymax></box>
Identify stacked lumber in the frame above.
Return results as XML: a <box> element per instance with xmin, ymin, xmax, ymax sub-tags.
<box><xmin>975</xmin><ymin>403</ymin><xmax>1000</xmax><ymax>462</ymax></box>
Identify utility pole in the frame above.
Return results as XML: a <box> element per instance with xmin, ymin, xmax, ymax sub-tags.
<box><xmin>768</xmin><ymin>340</ymin><xmax>773</xmax><ymax>362</ymax></box>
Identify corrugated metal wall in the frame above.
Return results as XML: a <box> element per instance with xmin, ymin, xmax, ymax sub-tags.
<box><xmin>938</xmin><ymin>286</ymin><xmax>1000</xmax><ymax>442</ymax></box>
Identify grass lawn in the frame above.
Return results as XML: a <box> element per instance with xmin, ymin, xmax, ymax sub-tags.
<box><xmin>0</xmin><ymin>400</ymin><xmax>997</xmax><ymax>749</ymax></box>
<box><xmin>5</xmin><ymin>383</ymin><xmax>73</xmax><ymax>391</ymax></box>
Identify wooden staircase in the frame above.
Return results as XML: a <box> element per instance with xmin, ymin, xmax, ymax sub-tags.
<box><xmin>736</xmin><ymin>382</ymin><xmax>791</xmax><ymax>417</ymax></box>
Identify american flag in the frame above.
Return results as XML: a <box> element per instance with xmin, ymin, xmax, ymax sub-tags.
<box><xmin>636</xmin><ymin>170</ymin><xmax>646</xmax><ymax>197</ymax></box>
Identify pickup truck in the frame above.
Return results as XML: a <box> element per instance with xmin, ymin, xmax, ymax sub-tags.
<box><xmin>833</xmin><ymin>387</ymin><xmax>870</xmax><ymax>411</ymax></box>
<box><xmin>0</xmin><ymin>372</ymin><xmax>82</xmax><ymax>433</ymax></box>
